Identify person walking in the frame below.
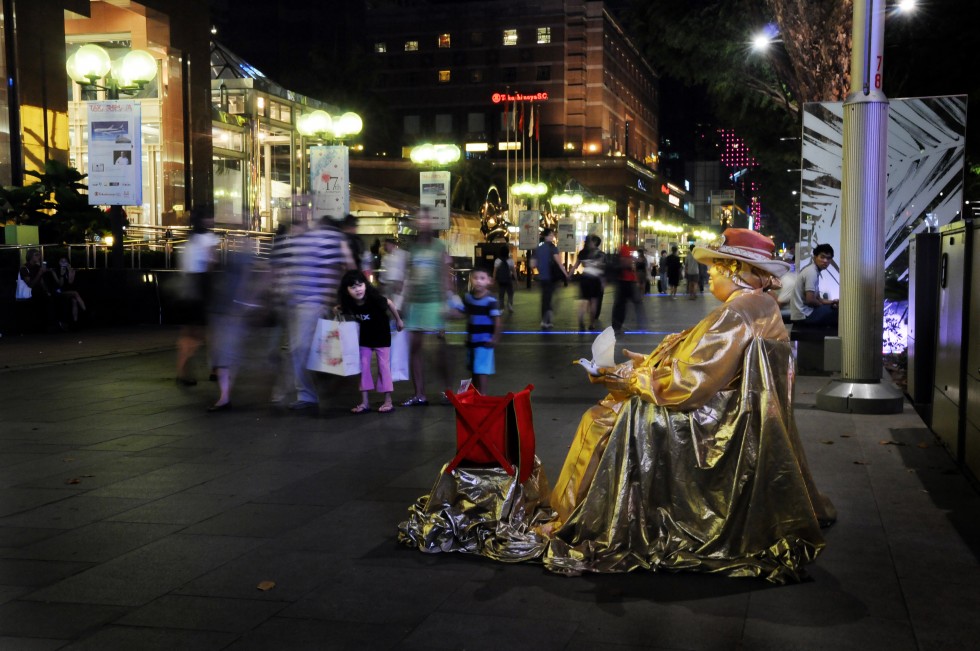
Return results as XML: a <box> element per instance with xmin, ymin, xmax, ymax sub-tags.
<box><xmin>530</xmin><ymin>228</ymin><xmax>567</xmax><ymax>329</ymax></box>
<box><xmin>658</xmin><ymin>249</ymin><xmax>669</xmax><ymax>294</ymax></box>
<box><xmin>664</xmin><ymin>246</ymin><xmax>682</xmax><ymax>298</ymax></box>
<box><xmin>685</xmin><ymin>243</ymin><xmax>701</xmax><ymax>299</ymax></box>
<box><xmin>336</xmin><ymin>269</ymin><xmax>404</xmax><ymax>414</ymax></box>
<box><xmin>611</xmin><ymin>230</ymin><xmax>646</xmax><ymax>333</ymax></box>
<box><xmin>278</xmin><ymin>215</ymin><xmax>355</xmax><ymax>412</ymax></box>
<box><xmin>493</xmin><ymin>247</ymin><xmax>516</xmax><ymax>313</ymax></box>
<box><xmin>401</xmin><ymin>209</ymin><xmax>454</xmax><ymax>406</ymax></box>
<box><xmin>175</xmin><ymin>207</ymin><xmax>219</xmax><ymax>386</ymax></box>
<box><xmin>572</xmin><ymin>235</ymin><xmax>604</xmax><ymax>330</ymax></box>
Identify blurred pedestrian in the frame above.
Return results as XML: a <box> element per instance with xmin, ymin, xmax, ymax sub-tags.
<box><xmin>658</xmin><ymin>249</ymin><xmax>669</xmax><ymax>294</ymax></box>
<box><xmin>685</xmin><ymin>244</ymin><xmax>701</xmax><ymax>299</ymax></box>
<box><xmin>175</xmin><ymin>207</ymin><xmax>219</xmax><ymax>386</ymax></box>
<box><xmin>379</xmin><ymin>238</ymin><xmax>408</xmax><ymax>311</ymax></box>
<box><xmin>401</xmin><ymin>209</ymin><xmax>454</xmax><ymax>406</ymax></box>
<box><xmin>337</xmin><ymin>269</ymin><xmax>404</xmax><ymax>414</ymax></box>
<box><xmin>206</xmin><ymin>246</ymin><xmax>260</xmax><ymax>412</ymax></box>
<box><xmin>611</xmin><ymin>230</ymin><xmax>646</xmax><ymax>333</ymax></box>
<box><xmin>664</xmin><ymin>246</ymin><xmax>682</xmax><ymax>298</ymax></box>
<box><xmin>278</xmin><ymin>215</ymin><xmax>355</xmax><ymax>411</ymax></box>
<box><xmin>493</xmin><ymin>247</ymin><xmax>516</xmax><ymax>313</ymax></box>
<box><xmin>573</xmin><ymin>235</ymin><xmax>604</xmax><ymax>330</ymax></box>
<box><xmin>530</xmin><ymin>227</ymin><xmax>567</xmax><ymax>329</ymax></box>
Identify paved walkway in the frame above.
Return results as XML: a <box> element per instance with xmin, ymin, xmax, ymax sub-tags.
<box><xmin>1</xmin><ymin>283</ymin><xmax>978</xmax><ymax>650</ymax></box>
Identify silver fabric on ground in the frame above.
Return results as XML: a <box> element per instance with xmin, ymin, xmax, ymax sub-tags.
<box><xmin>397</xmin><ymin>459</ymin><xmax>554</xmax><ymax>562</ymax></box>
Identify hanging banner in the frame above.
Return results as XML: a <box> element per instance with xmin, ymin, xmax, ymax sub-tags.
<box><xmin>419</xmin><ymin>171</ymin><xmax>451</xmax><ymax>230</ymax></box>
<box><xmin>311</xmin><ymin>145</ymin><xmax>349</xmax><ymax>219</ymax></box>
<box><xmin>556</xmin><ymin>219</ymin><xmax>577</xmax><ymax>253</ymax></box>
<box><xmin>518</xmin><ymin>210</ymin><xmax>540</xmax><ymax>250</ymax></box>
<box><xmin>86</xmin><ymin>100</ymin><xmax>142</xmax><ymax>206</ymax></box>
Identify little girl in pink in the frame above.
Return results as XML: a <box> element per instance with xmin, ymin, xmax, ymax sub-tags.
<box><xmin>337</xmin><ymin>270</ymin><xmax>404</xmax><ymax>413</ymax></box>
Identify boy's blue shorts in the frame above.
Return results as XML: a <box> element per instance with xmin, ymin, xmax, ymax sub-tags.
<box><xmin>467</xmin><ymin>346</ymin><xmax>495</xmax><ymax>376</ymax></box>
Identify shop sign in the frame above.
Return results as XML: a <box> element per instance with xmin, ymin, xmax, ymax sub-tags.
<box><xmin>518</xmin><ymin>210</ymin><xmax>540</xmax><ymax>249</ymax></box>
<box><xmin>419</xmin><ymin>170</ymin><xmax>451</xmax><ymax>230</ymax></box>
<box><xmin>491</xmin><ymin>91</ymin><xmax>549</xmax><ymax>103</ymax></box>
<box><xmin>86</xmin><ymin>100</ymin><xmax>142</xmax><ymax>206</ymax></box>
<box><xmin>311</xmin><ymin>145</ymin><xmax>349</xmax><ymax>219</ymax></box>
<box><xmin>556</xmin><ymin>219</ymin><xmax>577</xmax><ymax>253</ymax></box>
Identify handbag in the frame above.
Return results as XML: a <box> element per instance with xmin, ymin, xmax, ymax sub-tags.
<box><xmin>306</xmin><ymin>317</ymin><xmax>361</xmax><ymax>376</ymax></box>
<box><xmin>390</xmin><ymin>327</ymin><xmax>410</xmax><ymax>382</ymax></box>
<box><xmin>15</xmin><ymin>274</ymin><xmax>32</xmax><ymax>300</ymax></box>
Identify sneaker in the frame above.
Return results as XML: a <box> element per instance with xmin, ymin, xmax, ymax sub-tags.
<box><xmin>401</xmin><ymin>396</ymin><xmax>429</xmax><ymax>407</ymax></box>
<box><xmin>540</xmin><ymin>321</ymin><xmax>553</xmax><ymax>329</ymax></box>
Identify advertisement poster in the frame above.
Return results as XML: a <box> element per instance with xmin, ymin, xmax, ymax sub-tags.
<box><xmin>310</xmin><ymin>145</ymin><xmax>349</xmax><ymax>219</ymax></box>
<box><xmin>556</xmin><ymin>219</ymin><xmax>577</xmax><ymax>253</ymax></box>
<box><xmin>419</xmin><ymin>171</ymin><xmax>451</xmax><ymax>230</ymax></box>
<box><xmin>518</xmin><ymin>210</ymin><xmax>541</xmax><ymax>250</ymax></box>
<box><xmin>86</xmin><ymin>100</ymin><xmax>142</xmax><ymax>206</ymax></box>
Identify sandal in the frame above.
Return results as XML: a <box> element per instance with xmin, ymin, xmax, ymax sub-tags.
<box><xmin>378</xmin><ymin>403</ymin><xmax>395</xmax><ymax>413</ymax></box>
<box><xmin>401</xmin><ymin>396</ymin><xmax>429</xmax><ymax>407</ymax></box>
<box><xmin>350</xmin><ymin>404</ymin><xmax>372</xmax><ymax>414</ymax></box>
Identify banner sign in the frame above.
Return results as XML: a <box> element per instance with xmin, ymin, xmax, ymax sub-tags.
<box><xmin>419</xmin><ymin>170</ymin><xmax>451</xmax><ymax>230</ymax></box>
<box><xmin>556</xmin><ymin>219</ymin><xmax>577</xmax><ymax>253</ymax></box>
<box><xmin>311</xmin><ymin>145</ymin><xmax>349</xmax><ymax>219</ymax></box>
<box><xmin>86</xmin><ymin>100</ymin><xmax>142</xmax><ymax>206</ymax></box>
<box><xmin>518</xmin><ymin>210</ymin><xmax>540</xmax><ymax>250</ymax></box>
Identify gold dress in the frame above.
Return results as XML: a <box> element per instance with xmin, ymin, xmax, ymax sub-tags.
<box><xmin>545</xmin><ymin>288</ymin><xmax>835</xmax><ymax>582</ymax></box>
<box><xmin>399</xmin><ymin>288</ymin><xmax>835</xmax><ymax>583</ymax></box>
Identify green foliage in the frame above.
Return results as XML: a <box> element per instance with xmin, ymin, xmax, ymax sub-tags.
<box><xmin>0</xmin><ymin>160</ymin><xmax>110</xmax><ymax>244</ymax></box>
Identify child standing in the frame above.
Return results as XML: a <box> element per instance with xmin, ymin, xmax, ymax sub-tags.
<box><xmin>337</xmin><ymin>270</ymin><xmax>404</xmax><ymax>413</ymax></box>
<box><xmin>462</xmin><ymin>266</ymin><xmax>502</xmax><ymax>394</ymax></box>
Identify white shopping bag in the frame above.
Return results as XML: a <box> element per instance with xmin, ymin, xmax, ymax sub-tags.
<box><xmin>306</xmin><ymin>318</ymin><xmax>361</xmax><ymax>376</ymax></box>
<box><xmin>390</xmin><ymin>327</ymin><xmax>410</xmax><ymax>382</ymax></box>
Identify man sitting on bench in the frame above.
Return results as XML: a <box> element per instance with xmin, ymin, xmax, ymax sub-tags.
<box><xmin>790</xmin><ymin>243</ymin><xmax>839</xmax><ymax>327</ymax></box>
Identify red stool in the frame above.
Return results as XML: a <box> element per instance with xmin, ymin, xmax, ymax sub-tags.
<box><xmin>444</xmin><ymin>384</ymin><xmax>536</xmax><ymax>483</ymax></box>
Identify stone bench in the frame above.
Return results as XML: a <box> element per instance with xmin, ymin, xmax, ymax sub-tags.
<box><xmin>789</xmin><ymin>323</ymin><xmax>840</xmax><ymax>374</ymax></box>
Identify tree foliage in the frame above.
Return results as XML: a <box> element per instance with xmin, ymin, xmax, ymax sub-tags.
<box><xmin>0</xmin><ymin>160</ymin><xmax>110</xmax><ymax>244</ymax></box>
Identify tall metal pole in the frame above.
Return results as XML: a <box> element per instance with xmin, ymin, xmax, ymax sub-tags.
<box><xmin>815</xmin><ymin>0</ymin><xmax>903</xmax><ymax>413</ymax></box>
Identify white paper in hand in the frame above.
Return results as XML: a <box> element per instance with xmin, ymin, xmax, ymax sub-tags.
<box><xmin>575</xmin><ymin>326</ymin><xmax>617</xmax><ymax>376</ymax></box>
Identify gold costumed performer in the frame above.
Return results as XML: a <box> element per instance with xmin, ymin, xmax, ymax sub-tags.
<box><xmin>544</xmin><ymin>228</ymin><xmax>835</xmax><ymax>582</ymax></box>
<box><xmin>399</xmin><ymin>228</ymin><xmax>835</xmax><ymax>583</ymax></box>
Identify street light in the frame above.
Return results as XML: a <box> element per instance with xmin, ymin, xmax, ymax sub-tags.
<box><xmin>297</xmin><ymin>110</ymin><xmax>363</xmax><ymax>220</ymax></box>
<box><xmin>66</xmin><ymin>43</ymin><xmax>158</xmax><ymax>269</ymax></box>
<box><xmin>409</xmin><ymin>143</ymin><xmax>459</xmax><ymax>230</ymax></box>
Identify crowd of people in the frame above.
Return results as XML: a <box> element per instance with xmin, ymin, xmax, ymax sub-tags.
<box><xmin>166</xmin><ymin>206</ymin><xmax>837</xmax><ymax>420</ymax></box>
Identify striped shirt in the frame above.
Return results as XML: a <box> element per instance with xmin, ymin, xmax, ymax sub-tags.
<box><xmin>464</xmin><ymin>292</ymin><xmax>501</xmax><ymax>348</ymax></box>
<box><xmin>275</xmin><ymin>225</ymin><xmax>353</xmax><ymax>308</ymax></box>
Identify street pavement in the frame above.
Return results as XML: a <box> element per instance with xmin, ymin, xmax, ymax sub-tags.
<box><xmin>1</xmin><ymin>281</ymin><xmax>979</xmax><ymax>650</ymax></box>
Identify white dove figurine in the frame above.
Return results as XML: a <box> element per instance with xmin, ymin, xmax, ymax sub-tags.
<box><xmin>574</xmin><ymin>326</ymin><xmax>616</xmax><ymax>376</ymax></box>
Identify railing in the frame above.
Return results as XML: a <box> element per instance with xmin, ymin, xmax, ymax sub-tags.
<box><xmin>1</xmin><ymin>225</ymin><xmax>276</xmax><ymax>270</ymax></box>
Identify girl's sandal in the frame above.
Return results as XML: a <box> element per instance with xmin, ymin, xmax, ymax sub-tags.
<box><xmin>378</xmin><ymin>403</ymin><xmax>395</xmax><ymax>413</ymax></box>
<box><xmin>351</xmin><ymin>404</ymin><xmax>372</xmax><ymax>414</ymax></box>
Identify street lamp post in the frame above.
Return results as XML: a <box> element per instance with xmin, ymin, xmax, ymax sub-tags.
<box><xmin>297</xmin><ymin>110</ymin><xmax>363</xmax><ymax>222</ymax></box>
<box><xmin>66</xmin><ymin>44</ymin><xmax>158</xmax><ymax>269</ymax></box>
<box><xmin>409</xmin><ymin>143</ymin><xmax>460</xmax><ymax>231</ymax></box>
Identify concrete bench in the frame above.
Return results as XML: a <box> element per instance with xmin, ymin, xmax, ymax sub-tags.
<box><xmin>789</xmin><ymin>323</ymin><xmax>840</xmax><ymax>374</ymax></box>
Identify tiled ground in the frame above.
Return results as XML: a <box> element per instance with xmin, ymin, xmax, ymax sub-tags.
<box><xmin>1</xmin><ymin>284</ymin><xmax>978</xmax><ymax>650</ymax></box>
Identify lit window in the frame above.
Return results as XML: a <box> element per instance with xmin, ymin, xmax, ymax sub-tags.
<box><xmin>503</xmin><ymin>29</ymin><xmax>518</xmax><ymax>46</ymax></box>
<box><xmin>374</xmin><ymin>42</ymin><xmax>387</xmax><ymax>53</ymax></box>
<box><xmin>537</xmin><ymin>27</ymin><xmax>551</xmax><ymax>44</ymax></box>
<box><xmin>405</xmin><ymin>40</ymin><xmax>419</xmax><ymax>52</ymax></box>
<box><xmin>438</xmin><ymin>69</ymin><xmax>451</xmax><ymax>83</ymax></box>
<box><xmin>438</xmin><ymin>33</ymin><xmax>451</xmax><ymax>48</ymax></box>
